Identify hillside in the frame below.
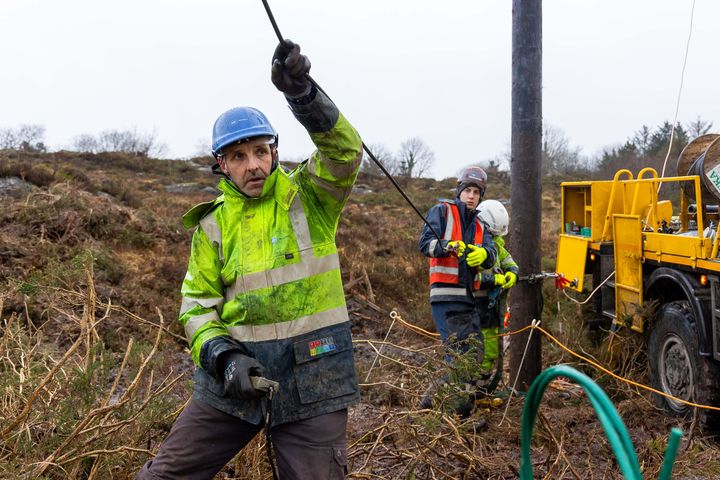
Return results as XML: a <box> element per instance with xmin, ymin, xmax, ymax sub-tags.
<box><xmin>1</xmin><ymin>151</ymin><xmax>719</xmax><ymax>479</ymax></box>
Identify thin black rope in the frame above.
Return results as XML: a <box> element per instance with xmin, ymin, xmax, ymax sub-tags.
<box><xmin>264</xmin><ymin>392</ymin><xmax>279</xmax><ymax>480</ymax></box>
<box><xmin>260</xmin><ymin>0</ymin><xmax>444</xmax><ymax>244</ymax></box>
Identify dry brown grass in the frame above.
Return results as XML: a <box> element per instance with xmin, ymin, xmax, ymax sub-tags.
<box><xmin>347</xmin><ymin>305</ymin><xmax>720</xmax><ymax>479</ymax></box>
<box><xmin>0</xmin><ymin>266</ymin><xmax>187</xmax><ymax>479</ymax></box>
<box><xmin>2</xmin><ymin>152</ymin><xmax>720</xmax><ymax>478</ymax></box>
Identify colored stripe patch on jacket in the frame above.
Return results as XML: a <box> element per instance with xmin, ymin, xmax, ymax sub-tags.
<box><xmin>309</xmin><ymin>336</ymin><xmax>337</xmax><ymax>356</ymax></box>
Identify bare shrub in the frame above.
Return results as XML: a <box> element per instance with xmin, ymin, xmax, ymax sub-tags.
<box><xmin>0</xmin><ymin>159</ymin><xmax>55</xmax><ymax>187</ymax></box>
<box><xmin>24</xmin><ymin>163</ymin><xmax>55</xmax><ymax>187</ymax></box>
<box><xmin>0</xmin><ymin>269</ymin><xmax>186</xmax><ymax>479</ymax></box>
<box><xmin>100</xmin><ymin>178</ymin><xmax>143</xmax><ymax>208</ymax></box>
<box><xmin>0</xmin><ymin>124</ymin><xmax>47</xmax><ymax>152</ymax></box>
<box><xmin>398</xmin><ymin>137</ymin><xmax>435</xmax><ymax>178</ymax></box>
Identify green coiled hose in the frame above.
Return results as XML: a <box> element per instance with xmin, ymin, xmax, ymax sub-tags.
<box><xmin>520</xmin><ymin>365</ymin><xmax>683</xmax><ymax>480</ymax></box>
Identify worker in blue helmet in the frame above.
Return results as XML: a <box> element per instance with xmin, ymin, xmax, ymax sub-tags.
<box><xmin>209</xmin><ymin>106</ymin><xmax>280</xmax><ymax>196</ymax></box>
<box><xmin>137</xmin><ymin>40</ymin><xmax>363</xmax><ymax>480</ymax></box>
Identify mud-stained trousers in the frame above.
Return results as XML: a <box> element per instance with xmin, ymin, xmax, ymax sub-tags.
<box><xmin>137</xmin><ymin>397</ymin><xmax>348</xmax><ymax>480</ymax></box>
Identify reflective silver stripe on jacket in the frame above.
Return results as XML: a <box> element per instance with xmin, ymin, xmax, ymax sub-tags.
<box><xmin>184</xmin><ymin>311</ymin><xmax>221</xmax><ymax>341</ymax></box>
<box><xmin>308</xmin><ymin>173</ymin><xmax>347</xmax><ymax>203</ymax></box>
<box><xmin>428</xmin><ymin>203</ymin><xmax>455</xmax><ymax>257</ymax></box>
<box><xmin>288</xmin><ymin>193</ymin><xmax>312</xmax><ymax>251</ymax></box>
<box><xmin>225</xmin><ymin>194</ymin><xmax>340</xmax><ymax>302</ymax></box>
<box><xmin>224</xmin><ymin>254</ymin><xmax>340</xmax><ymax>299</ymax></box>
<box><xmin>306</xmin><ymin>155</ymin><xmax>356</xmax><ymax>203</ymax></box>
<box><xmin>428</xmin><ymin>238</ymin><xmax>439</xmax><ymax>256</ymax></box>
<box><xmin>180</xmin><ymin>296</ymin><xmax>224</xmax><ymax>316</ymax></box>
<box><xmin>443</xmin><ymin>204</ymin><xmax>454</xmax><ymax>239</ymax></box>
<box><xmin>200</xmin><ymin>214</ymin><xmax>224</xmax><ymax>265</ymax></box>
<box><xmin>223</xmin><ymin>194</ymin><xmax>341</xmax><ymax>300</ymax></box>
<box><xmin>429</xmin><ymin>266</ymin><xmax>459</xmax><ymax>275</ymax></box>
<box><xmin>429</xmin><ymin>287</ymin><xmax>468</xmax><ymax>297</ymax></box>
<box><xmin>226</xmin><ymin>305</ymin><xmax>349</xmax><ymax>342</ymax></box>
<box><xmin>309</xmin><ymin>151</ymin><xmax>363</xmax><ymax>180</ymax></box>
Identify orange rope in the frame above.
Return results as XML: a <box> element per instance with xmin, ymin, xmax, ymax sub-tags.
<box><xmin>393</xmin><ymin>315</ymin><xmax>440</xmax><ymax>340</ymax></box>
<box><xmin>393</xmin><ymin>313</ymin><xmax>720</xmax><ymax>412</ymax></box>
<box><xmin>528</xmin><ymin>324</ymin><xmax>720</xmax><ymax>412</ymax></box>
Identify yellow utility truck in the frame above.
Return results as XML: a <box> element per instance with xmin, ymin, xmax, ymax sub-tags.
<box><xmin>556</xmin><ymin>134</ymin><xmax>720</xmax><ymax>430</ymax></box>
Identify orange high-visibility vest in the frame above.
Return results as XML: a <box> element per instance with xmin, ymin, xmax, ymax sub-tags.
<box><xmin>429</xmin><ymin>202</ymin><xmax>484</xmax><ymax>290</ymax></box>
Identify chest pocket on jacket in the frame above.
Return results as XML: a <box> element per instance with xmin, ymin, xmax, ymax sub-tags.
<box><xmin>265</xmin><ymin>194</ymin><xmax>314</xmax><ymax>278</ymax></box>
<box><xmin>292</xmin><ymin>325</ymin><xmax>358</xmax><ymax>404</ymax></box>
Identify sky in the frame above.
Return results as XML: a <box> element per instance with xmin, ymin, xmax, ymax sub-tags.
<box><xmin>1</xmin><ymin>0</ymin><xmax>717</xmax><ymax>179</ymax></box>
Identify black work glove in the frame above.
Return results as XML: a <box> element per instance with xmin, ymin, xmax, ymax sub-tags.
<box><xmin>221</xmin><ymin>352</ymin><xmax>265</xmax><ymax>399</ymax></box>
<box><xmin>271</xmin><ymin>39</ymin><xmax>312</xmax><ymax>98</ymax></box>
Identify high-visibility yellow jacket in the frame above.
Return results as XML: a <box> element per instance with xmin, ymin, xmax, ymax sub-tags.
<box><xmin>474</xmin><ymin>236</ymin><xmax>519</xmax><ymax>293</ymax></box>
<box><xmin>179</xmin><ymin>92</ymin><xmax>363</xmax><ymax>425</ymax></box>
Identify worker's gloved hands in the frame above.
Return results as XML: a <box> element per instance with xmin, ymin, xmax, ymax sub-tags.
<box><xmin>271</xmin><ymin>39</ymin><xmax>312</xmax><ymax>98</ymax></box>
<box><xmin>493</xmin><ymin>274</ymin><xmax>506</xmax><ymax>286</ymax></box>
<box><xmin>466</xmin><ymin>244</ymin><xmax>488</xmax><ymax>267</ymax></box>
<box><xmin>221</xmin><ymin>352</ymin><xmax>266</xmax><ymax>400</ymax></box>
<box><xmin>445</xmin><ymin>240</ymin><xmax>466</xmax><ymax>257</ymax></box>
<box><xmin>502</xmin><ymin>271</ymin><xmax>518</xmax><ymax>289</ymax></box>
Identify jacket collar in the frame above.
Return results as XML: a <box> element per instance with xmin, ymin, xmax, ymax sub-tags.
<box><xmin>454</xmin><ymin>197</ymin><xmax>475</xmax><ymax>220</ymax></box>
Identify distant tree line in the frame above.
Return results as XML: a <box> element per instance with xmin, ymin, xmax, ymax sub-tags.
<box><xmin>73</xmin><ymin>128</ymin><xmax>167</xmax><ymax>157</ymax></box>
<box><xmin>0</xmin><ymin>125</ymin><xmax>47</xmax><ymax>152</ymax></box>
<box><xmin>0</xmin><ymin>124</ymin><xmax>167</xmax><ymax>158</ymax></box>
<box><xmin>455</xmin><ymin>116</ymin><xmax>714</xmax><ymax>182</ymax></box>
<box><xmin>595</xmin><ymin>117</ymin><xmax>713</xmax><ymax>179</ymax></box>
<box><xmin>1</xmin><ymin>117</ymin><xmax>714</xmax><ymax>176</ymax></box>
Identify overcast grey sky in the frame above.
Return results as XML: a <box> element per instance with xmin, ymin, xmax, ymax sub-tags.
<box><xmin>1</xmin><ymin>0</ymin><xmax>716</xmax><ymax>178</ymax></box>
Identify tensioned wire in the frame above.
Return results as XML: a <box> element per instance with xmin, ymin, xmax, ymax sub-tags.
<box><xmin>358</xmin><ymin>319</ymin><xmax>686</xmax><ymax>478</ymax></box>
<box><xmin>258</xmin><ymin>0</ymin><xmax>711</xmax><ymax>412</ymax></box>
<box><xmin>568</xmin><ymin>0</ymin><xmax>697</xmax><ymax>302</ymax></box>
<box><xmin>658</xmin><ymin>0</ymin><xmax>696</xmax><ymax>184</ymax></box>
<box><xmin>385</xmin><ymin>312</ymin><xmax>720</xmax><ymax>412</ymax></box>
<box><xmin>259</xmin><ymin>2</ymin><xmax>705</xmax><ymax>475</ymax></box>
<box><xmin>359</xmin><ymin>313</ymin><xmax>688</xmax><ymax>478</ymax></box>
<box><xmin>362</xmin><ymin>312</ymin><xmax>688</xmax><ymax>478</ymax></box>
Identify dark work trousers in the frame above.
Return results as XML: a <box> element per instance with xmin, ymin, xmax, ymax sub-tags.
<box><xmin>137</xmin><ymin>397</ymin><xmax>348</xmax><ymax>480</ymax></box>
<box><xmin>431</xmin><ymin>301</ymin><xmax>481</xmax><ymax>361</ymax></box>
<box><xmin>430</xmin><ymin>301</ymin><xmax>474</xmax><ymax>343</ymax></box>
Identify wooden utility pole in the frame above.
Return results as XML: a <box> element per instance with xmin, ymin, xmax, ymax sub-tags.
<box><xmin>509</xmin><ymin>0</ymin><xmax>543</xmax><ymax>390</ymax></box>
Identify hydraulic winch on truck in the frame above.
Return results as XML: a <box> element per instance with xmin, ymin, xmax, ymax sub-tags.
<box><xmin>555</xmin><ymin>134</ymin><xmax>720</xmax><ymax>431</ymax></box>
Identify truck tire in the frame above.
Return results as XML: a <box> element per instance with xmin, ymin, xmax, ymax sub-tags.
<box><xmin>648</xmin><ymin>301</ymin><xmax>720</xmax><ymax>432</ymax></box>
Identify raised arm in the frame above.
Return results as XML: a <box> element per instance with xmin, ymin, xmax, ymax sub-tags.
<box><xmin>271</xmin><ymin>40</ymin><xmax>363</xmax><ymax>226</ymax></box>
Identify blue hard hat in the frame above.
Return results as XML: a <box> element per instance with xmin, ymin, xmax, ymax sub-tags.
<box><xmin>211</xmin><ymin>106</ymin><xmax>277</xmax><ymax>156</ymax></box>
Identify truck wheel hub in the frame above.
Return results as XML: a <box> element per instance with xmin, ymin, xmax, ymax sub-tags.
<box><xmin>660</xmin><ymin>335</ymin><xmax>693</xmax><ymax>409</ymax></box>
